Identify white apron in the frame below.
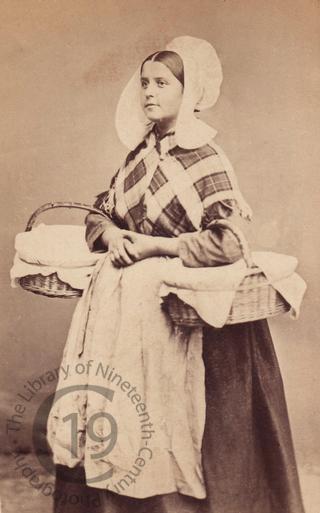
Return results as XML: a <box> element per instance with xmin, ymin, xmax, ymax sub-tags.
<box><xmin>47</xmin><ymin>254</ymin><xmax>206</xmax><ymax>499</ymax></box>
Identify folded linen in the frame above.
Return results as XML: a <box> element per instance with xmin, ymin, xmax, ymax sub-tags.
<box><xmin>15</xmin><ymin>224</ymin><xmax>102</xmax><ymax>268</ymax></box>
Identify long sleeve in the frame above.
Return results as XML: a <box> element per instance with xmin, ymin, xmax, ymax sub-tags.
<box><xmin>178</xmin><ymin>201</ymin><xmax>243</xmax><ymax>267</ymax></box>
<box><xmin>85</xmin><ymin>211</ymin><xmax>115</xmax><ymax>253</ymax></box>
<box><xmin>85</xmin><ymin>174</ymin><xmax>123</xmax><ymax>252</ymax></box>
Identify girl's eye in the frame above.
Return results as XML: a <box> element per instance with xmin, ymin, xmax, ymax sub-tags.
<box><xmin>157</xmin><ymin>80</ymin><xmax>166</xmax><ymax>87</ymax></box>
<box><xmin>141</xmin><ymin>81</ymin><xmax>148</xmax><ymax>89</ymax></box>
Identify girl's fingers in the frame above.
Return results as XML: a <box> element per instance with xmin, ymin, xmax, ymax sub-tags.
<box><xmin>109</xmin><ymin>249</ymin><xmax>122</xmax><ymax>267</ymax></box>
<box><xmin>109</xmin><ymin>252</ymin><xmax>118</xmax><ymax>267</ymax></box>
<box><xmin>109</xmin><ymin>243</ymin><xmax>135</xmax><ymax>267</ymax></box>
<box><xmin>118</xmin><ymin>246</ymin><xmax>134</xmax><ymax>265</ymax></box>
<box><xmin>123</xmin><ymin>239</ymin><xmax>139</xmax><ymax>260</ymax></box>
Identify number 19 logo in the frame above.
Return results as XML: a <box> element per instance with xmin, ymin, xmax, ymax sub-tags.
<box><xmin>33</xmin><ymin>385</ymin><xmax>118</xmax><ymax>484</ymax></box>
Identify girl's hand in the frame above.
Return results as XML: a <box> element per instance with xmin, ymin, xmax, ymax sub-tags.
<box><xmin>100</xmin><ymin>227</ymin><xmax>179</xmax><ymax>267</ymax></box>
<box><xmin>101</xmin><ymin>227</ymin><xmax>138</xmax><ymax>267</ymax></box>
<box><xmin>124</xmin><ymin>232</ymin><xmax>158</xmax><ymax>261</ymax></box>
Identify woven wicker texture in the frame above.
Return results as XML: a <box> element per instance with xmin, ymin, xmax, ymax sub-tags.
<box><xmin>19</xmin><ymin>202</ymin><xmax>109</xmax><ymax>298</ymax></box>
<box><xmin>162</xmin><ymin>270</ymin><xmax>290</xmax><ymax>327</ymax></box>
<box><xmin>19</xmin><ymin>273</ymin><xmax>82</xmax><ymax>298</ymax></box>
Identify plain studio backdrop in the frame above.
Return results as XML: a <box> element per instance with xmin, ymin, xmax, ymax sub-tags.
<box><xmin>0</xmin><ymin>0</ymin><xmax>319</xmax><ymax>502</ymax></box>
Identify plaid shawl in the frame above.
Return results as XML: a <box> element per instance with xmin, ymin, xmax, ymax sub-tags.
<box><xmin>94</xmin><ymin>129</ymin><xmax>244</xmax><ymax>237</ymax></box>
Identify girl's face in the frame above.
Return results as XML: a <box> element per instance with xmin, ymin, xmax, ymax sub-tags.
<box><xmin>140</xmin><ymin>60</ymin><xmax>183</xmax><ymax>129</ymax></box>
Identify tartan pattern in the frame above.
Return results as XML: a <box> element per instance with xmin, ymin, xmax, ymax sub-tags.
<box><xmin>125</xmin><ymin>199</ymin><xmax>146</xmax><ymax>230</ymax></box>
<box><xmin>100</xmin><ymin>128</ymin><xmax>238</xmax><ymax>236</ymax></box>
<box><xmin>124</xmin><ymin>138</ymin><xmax>148</xmax><ymax>167</ymax></box>
<box><xmin>148</xmin><ymin>167</ymin><xmax>168</xmax><ymax>195</ymax></box>
<box><xmin>169</xmin><ymin>143</ymin><xmax>218</xmax><ymax>170</ymax></box>
<box><xmin>201</xmin><ymin>200</ymin><xmax>235</xmax><ymax>229</ymax></box>
<box><xmin>194</xmin><ymin>171</ymin><xmax>232</xmax><ymax>201</ymax></box>
<box><xmin>124</xmin><ymin>159</ymin><xmax>147</xmax><ymax>193</ymax></box>
<box><xmin>149</xmin><ymin>196</ymin><xmax>194</xmax><ymax>237</ymax></box>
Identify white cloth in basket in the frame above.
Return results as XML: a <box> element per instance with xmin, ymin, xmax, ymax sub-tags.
<box><xmin>15</xmin><ymin>224</ymin><xmax>102</xmax><ymax>268</ymax></box>
<box><xmin>159</xmin><ymin>252</ymin><xmax>307</xmax><ymax>327</ymax></box>
<box><xmin>11</xmin><ymin>223</ymin><xmax>104</xmax><ymax>290</ymax></box>
<box><xmin>10</xmin><ymin>253</ymin><xmax>95</xmax><ymax>291</ymax></box>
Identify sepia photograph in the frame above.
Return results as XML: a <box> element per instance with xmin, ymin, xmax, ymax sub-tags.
<box><xmin>1</xmin><ymin>1</ymin><xmax>319</xmax><ymax>512</ymax></box>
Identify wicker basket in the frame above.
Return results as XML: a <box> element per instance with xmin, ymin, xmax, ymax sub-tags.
<box><xmin>18</xmin><ymin>202</ymin><xmax>109</xmax><ymax>298</ymax></box>
<box><xmin>18</xmin><ymin>209</ymin><xmax>291</xmax><ymax>321</ymax></box>
<box><xmin>161</xmin><ymin>219</ymin><xmax>290</xmax><ymax>326</ymax></box>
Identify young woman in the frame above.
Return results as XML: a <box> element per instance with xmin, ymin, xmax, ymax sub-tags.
<box><xmin>48</xmin><ymin>36</ymin><xmax>305</xmax><ymax>513</ymax></box>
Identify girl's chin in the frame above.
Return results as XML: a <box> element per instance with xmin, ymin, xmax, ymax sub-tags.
<box><xmin>144</xmin><ymin>114</ymin><xmax>162</xmax><ymax>123</ymax></box>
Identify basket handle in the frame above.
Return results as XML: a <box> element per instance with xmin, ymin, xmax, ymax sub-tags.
<box><xmin>207</xmin><ymin>218</ymin><xmax>253</xmax><ymax>268</ymax></box>
<box><xmin>25</xmin><ymin>202</ymin><xmax>109</xmax><ymax>232</ymax></box>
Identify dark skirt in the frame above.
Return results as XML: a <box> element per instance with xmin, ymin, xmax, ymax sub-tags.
<box><xmin>53</xmin><ymin>320</ymin><xmax>305</xmax><ymax>513</ymax></box>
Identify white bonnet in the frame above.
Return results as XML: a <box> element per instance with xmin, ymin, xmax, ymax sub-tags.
<box><xmin>115</xmin><ymin>36</ymin><xmax>223</xmax><ymax>150</ymax></box>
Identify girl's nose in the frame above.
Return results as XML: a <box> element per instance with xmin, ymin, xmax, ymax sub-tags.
<box><xmin>145</xmin><ymin>83</ymin><xmax>156</xmax><ymax>97</ymax></box>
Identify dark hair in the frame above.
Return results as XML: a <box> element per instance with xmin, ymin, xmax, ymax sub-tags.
<box><xmin>140</xmin><ymin>50</ymin><xmax>184</xmax><ymax>86</ymax></box>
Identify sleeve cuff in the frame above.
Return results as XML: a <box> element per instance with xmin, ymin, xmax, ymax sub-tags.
<box><xmin>85</xmin><ymin>214</ymin><xmax>114</xmax><ymax>252</ymax></box>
